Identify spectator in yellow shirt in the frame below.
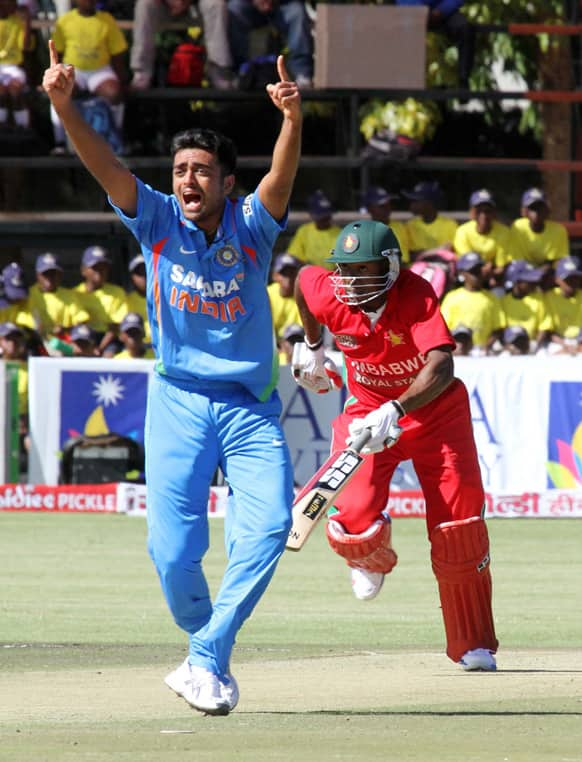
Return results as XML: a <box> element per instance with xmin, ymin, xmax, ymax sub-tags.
<box><xmin>267</xmin><ymin>252</ymin><xmax>302</xmax><ymax>342</ymax></box>
<box><xmin>508</xmin><ymin>187</ymin><xmax>569</xmax><ymax>268</ymax></box>
<box><xmin>362</xmin><ymin>185</ymin><xmax>410</xmax><ymax>264</ymax></box>
<box><xmin>50</xmin><ymin>0</ymin><xmax>128</xmax><ymax>153</ymax></box>
<box><xmin>0</xmin><ymin>0</ymin><xmax>31</xmax><ymax>128</ymax></box>
<box><xmin>74</xmin><ymin>245</ymin><xmax>127</xmax><ymax>355</ymax></box>
<box><xmin>499</xmin><ymin>259</ymin><xmax>552</xmax><ymax>350</ymax></box>
<box><xmin>0</xmin><ymin>261</ymin><xmax>37</xmax><ymax>330</ymax></box>
<box><xmin>440</xmin><ymin>252</ymin><xmax>504</xmax><ymax>352</ymax></box>
<box><xmin>124</xmin><ymin>253</ymin><xmax>151</xmax><ymax>343</ymax></box>
<box><xmin>402</xmin><ymin>180</ymin><xmax>458</xmax><ymax>260</ymax></box>
<box><xmin>28</xmin><ymin>252</ymin><xmax>91</xmax><ymax>339</ymax></box>
<box><xmin>287</xmin><ymin>189</ymin><xmax>341</xmax><ymax>267</ymax></box>
<box><xmin>543</xmin><ymin>256</ymin><xmax>582</xmax><ymax>347</ymax></box>
<box><xmin>454</xmin><ymin>189</ymin><xmax>510</xmax><ymax>289</ymax></box>
<box><xmin>113</xmin><ymin>312</ymin><xmax>155</xmax><ymax>359</ymax></box>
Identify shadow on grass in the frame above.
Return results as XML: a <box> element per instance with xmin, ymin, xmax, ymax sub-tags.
<box><xmin>239</xmin><ymin>709</ymin><xmax>582</xmax><ymax>717</ymax></box>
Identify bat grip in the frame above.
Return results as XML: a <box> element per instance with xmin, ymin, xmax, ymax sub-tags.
<box><xmin>349</xmin><ymin>428</ymin><xmax>372</xmax><ymax>453</ymax></box>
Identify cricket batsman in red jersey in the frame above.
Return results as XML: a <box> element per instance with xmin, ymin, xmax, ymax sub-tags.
<box><xmin>292</xmin><ymin>219</ymin><xmax>498</xmax><ymax>671</ymax></box>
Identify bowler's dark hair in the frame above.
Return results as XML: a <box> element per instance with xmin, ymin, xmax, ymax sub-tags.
<box><xmin>171</xmin><ymin>128</ymin><xmax>237</xmax><ymax>176</ymax></box>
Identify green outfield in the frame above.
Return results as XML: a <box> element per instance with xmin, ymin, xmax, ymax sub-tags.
<box><xmin>0</xmin><ymin>513</ymin><xmax>581</xmax><ymax>762</ymax></box>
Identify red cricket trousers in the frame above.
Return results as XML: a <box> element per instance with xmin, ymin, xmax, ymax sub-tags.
<box><xmin>330</xmin><ymin>379</ymin><xmax>485</xmax><ymax>535</ymax></box>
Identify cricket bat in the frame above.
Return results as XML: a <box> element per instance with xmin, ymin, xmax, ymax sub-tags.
<box><xmin>285</xmin><ymin>429</ymin><xmax>372</xmax><ymax>551</ymax></box>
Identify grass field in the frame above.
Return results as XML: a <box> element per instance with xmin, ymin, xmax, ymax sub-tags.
<box><xmin>1</xmin><ymin>513</ymin><xmax>581</xmax><ymax>762</ymax></box>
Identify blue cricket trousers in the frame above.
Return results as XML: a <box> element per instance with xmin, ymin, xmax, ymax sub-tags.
<box><xmin>145</xmin><ymin>374</ymin><xmax>294</xmax><ymax>676</ymax></box>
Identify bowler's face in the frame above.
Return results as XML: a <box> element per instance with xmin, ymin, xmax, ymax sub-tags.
<box><xmin>172</xmin><ymin>148</ymin><xmax>233</xmax><ymax>230</ymax></box>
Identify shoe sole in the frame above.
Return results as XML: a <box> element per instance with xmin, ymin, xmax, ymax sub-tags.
<box><xmin>191</xmin><ymin>702</ymin><xmax>230</xmax><ymax>716</ymax></box>
<box><xmin>460</xmin><ymin>664</ymin><xmax>497</xmax><ymax>672</ymax></box>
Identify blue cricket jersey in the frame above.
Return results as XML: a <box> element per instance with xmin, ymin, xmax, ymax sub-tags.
<box><xmin>110</xmin><ymin>178</ymin><xmax>286</xmax><ymax>401</ymax></box>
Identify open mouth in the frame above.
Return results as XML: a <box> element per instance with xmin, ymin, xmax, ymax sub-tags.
<box><xmin>183</xmin><ymin>189</ymin><xmax>203</xmax><ymax>212</ymax></box>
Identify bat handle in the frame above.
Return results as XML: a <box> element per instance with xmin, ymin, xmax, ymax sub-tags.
<box><xmin>349</xmin><ymin>428</ymin><xmax>372</xmax><ymax>453</ymax></box>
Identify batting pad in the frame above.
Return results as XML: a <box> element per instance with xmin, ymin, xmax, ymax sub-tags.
<box><xmin>430</xmin><ymin>516</ymin><xmax>498</xmax><ymax>663</ymax></box>
<box><xmin>326</xmin><ymin>516</ymin><xmax>398</xmax><ymax>574</ymax></box>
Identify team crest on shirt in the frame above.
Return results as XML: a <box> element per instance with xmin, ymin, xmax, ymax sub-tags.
<box><xmin>342</xmin><ymin>233</ymin><xmax>359</xmax><ymax>253</ymax></box>
<box><xmin>386</xmin><ymin>329</ymin><xmax>405</xmax><ymax>346</ymax></box>
<box><xmin>215</xmin><ymin>245</ymin><xmax>239</xmax><ymax>267</ymax></box>
<box><xmin>333</xmin><ymin>333</ymin><xmax>359</xmax><ymax>348</ymax></box>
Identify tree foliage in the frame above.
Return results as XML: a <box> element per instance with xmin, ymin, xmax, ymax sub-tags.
<box><xmin>359</xmin><ymin>0</ymin><xmax>570</xmax><ymax>143</ymax></box>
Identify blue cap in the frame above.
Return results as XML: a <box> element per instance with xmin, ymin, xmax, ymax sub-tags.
<box><xmin>452</xmin><ymin>324</ymin><xmax>473</xmax><ymax>339</ymax></box>
<box><xmin>0</xmin><ymin>321</ymin><xmax>23</xmax><ymax>338</ymax></box>
<box><xmin>120</xmin><ymin>312</ymin><xmax>145</xmax><ymax>334</ymax></box>
<box><xmin>402</xmin><ymin>180</ymin><xmax>442</xmax><ymax>204</ymax></box>
<box><xmin>307</xmin><ymin>190</ymin><xmax>334</xmax><ymax>220</ymax></box>
<box><xmin>363</xmin><ymin>186</ymin><xmax>397</xmax><ymax>207</ymax></box>
<box><xmin>70</xmin><ymin>324</ymin><xmax>95</xmax><ymax>343</ymax></box>
<box><xmin>469</xmin><ymin>189</ymin><xmax>496</xmax><ymax>207</ymax></box>
<box><xmin>555</xmin><ymin>256</ymin><xmax>582</xmax><ymax>280</ymax></box>
<box><xmin>2</xmin><ymin>262</ymin><xmax>28</xmax><ymax>301</ymax></box>
<box><xmin>521</xmin><ymin>187</ymin><xmax>548</xmax><ymax>208</ymax></box>
<box><xmin>503</xmin><ymin>325</ymin><xmax>528</xmax><ymax>344</ymax></box>
<box><xmin>504</xmin><ymin>259</ymin><xmax>544</xmax><ymax>286</ymax></box>
<box><xmin>128</xmin><ymin>254</ymin><xmax>145</xmax><ymax>273</ymax></box>
<box><xmin>457</xmin><ymin>252</ymin><xmax>484</xmax><ymax>272</ymax></box>
<box><xmin>82</xmin><ymin>246</ymin><xmax>111</xmax><ymax>268</ymax></box>
<box><xmin>273</xmin><ymin>253</ymin><xmax>302</xmax><ymax>273</ymax></box>
<box><xmin>36</xmin><ymin>252</ymin><xmax>63</xmax><ymax>273</ymax></box>
<box><xmin>282</xmin><ymin>322</ymin><xmax>304</xmax><ymax>342</ymax></box>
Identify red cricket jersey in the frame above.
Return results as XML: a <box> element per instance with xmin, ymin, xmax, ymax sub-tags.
<box><xmin>300</xmin><ymin>266</ymin><xmax>455</xmax><ymax>409</ymax></box>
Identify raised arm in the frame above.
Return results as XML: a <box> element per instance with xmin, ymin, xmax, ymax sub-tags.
<box><xmin>42</xmin><ymin>39</ymin><xmax>137</xmax><ymax>215</ymax></box>
<box><xmin>258</xmin><ymin>55</ymin><xmax>303</xmax><ymax>221</ymax></box>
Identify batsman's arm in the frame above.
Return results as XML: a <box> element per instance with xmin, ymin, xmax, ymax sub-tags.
<box><xmin>396</xmin><ymin>346</ymin><xmax>454</xmax><ymax>414</ymax></box>
<box><xmin>42</xmin><ymin>39</ymin><xmax>137</xmax><ymax>216</ymax></box>
<box><xmin>294</xmin><ymin>265</ymin><xmax>325</xmax><ymax>349</ymax></box>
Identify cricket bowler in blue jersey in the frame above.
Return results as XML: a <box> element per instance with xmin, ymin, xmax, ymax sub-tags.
<box><xmin>43</xmin><ymin>43</ymin><xmax>302</xmax><ymax>716</ymax></box>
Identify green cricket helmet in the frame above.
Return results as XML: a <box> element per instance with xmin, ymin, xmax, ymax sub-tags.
<box><xmin>326</xmin><ymin>220</ymin><xmax>401</xmax><ymax>306</ymax></box>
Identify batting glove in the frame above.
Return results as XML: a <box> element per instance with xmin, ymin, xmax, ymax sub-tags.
<box><xmin>291</xmin><ymin>342</ymin><xmax>343</xmax><ymax>394</ymax></box>
<box><xmin>347</xmin><ymin>401</ymin><xmax>404</xmax><ymax>454</ymax></box>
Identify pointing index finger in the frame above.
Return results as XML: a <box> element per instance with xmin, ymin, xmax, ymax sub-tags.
<box><xmin>277</xmin><ymin>54</ymin><xmax>289</xmax><ymax>83</ymax></box>
<box><xmin>48</xmin><ymin>39</ymin><xmax>58</xmax><ymax>67</ymax></box>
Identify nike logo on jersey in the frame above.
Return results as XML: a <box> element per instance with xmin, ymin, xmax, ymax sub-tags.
<box><xmin>179</xmin><ymin>245</ymin><xmax>197</xmax><ymax>255</ymax></box>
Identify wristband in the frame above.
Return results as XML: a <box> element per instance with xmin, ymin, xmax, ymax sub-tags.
<box><xmin>392</xmin><ymin>400</ymin><xmax>406</xmax><ymax>418</ymax></box>
<box><xmin>305</xmin><ymin>335</ymin><xmax>324</xmax><ymax>351</ymax></box>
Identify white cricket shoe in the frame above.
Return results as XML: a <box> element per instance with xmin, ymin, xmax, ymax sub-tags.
<box><xmin>351</xmin><ymin>567</ymin><xmax>384</xmax><ymax>600</ymax></box>
<box><xmin>459</xmin><ymin>648</ymin><xmax>497</xmax><ymax>672</ymax></box>
<box><xmin>219</xmin><ymin>672</ymin><xmax>239</xmax><ymax>711</ymax></box>
<box><xmin>164</xmin><ymin>659</ymin><xmax>230</xmax><ymax>715</ymax></box>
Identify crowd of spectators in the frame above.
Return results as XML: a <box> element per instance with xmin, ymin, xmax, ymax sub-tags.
<box><xmin>269</xmin><ymin>182</ymin><xmax>582</xmax><ymax>362</ymax></box>
<box><xmin>0</xmin><ymin>242</ymin><xmax>154</xmax><ymax>473</ymax></box>
<box><xmin>0</xmin><ymin>0</ymin><xmax>317</xmax><ymax>152</ymax></box>
<box><xmin>0</xmin><ymin>179</ymin><xmax>581</xmax><ymax>477</ymax></box>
